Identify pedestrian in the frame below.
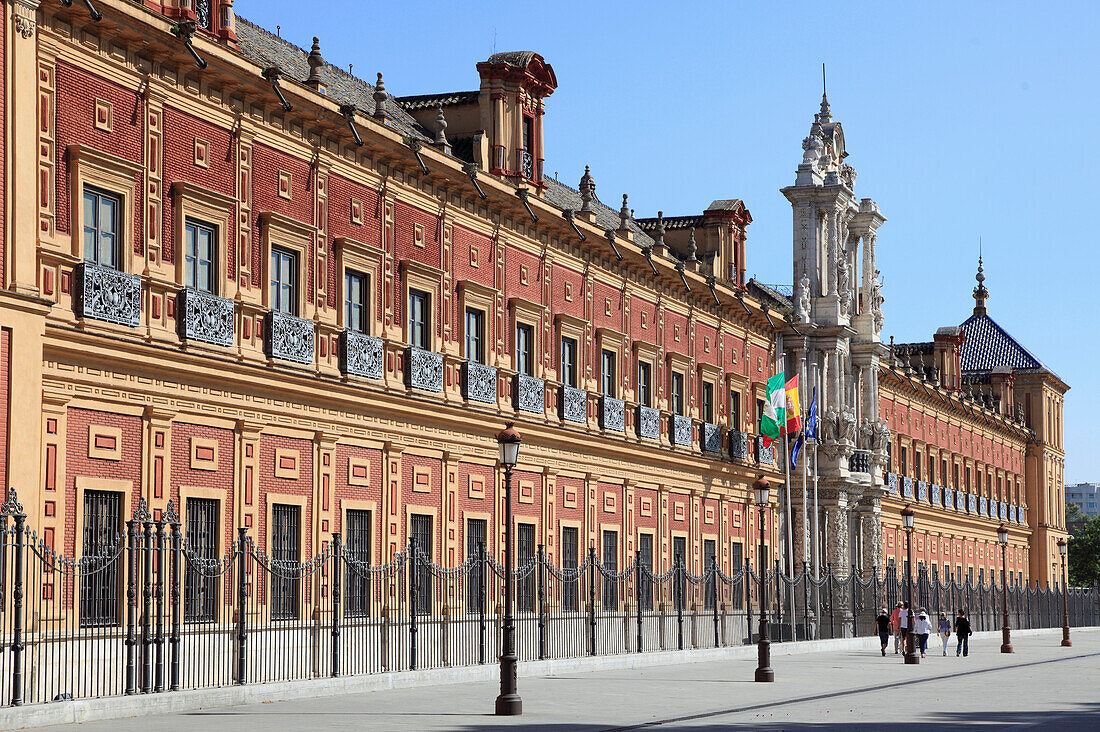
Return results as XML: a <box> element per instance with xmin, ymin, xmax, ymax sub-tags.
<box><xmin>954</xmin><ymin>608</ymin><xmax>972</xmax><ymax>657</ymax></box>
<box><xmin>913</xmin><ymin>609</ymin><xmax>933</xmax><ymax>658</ymax></box>
<box><xmin>889</xmin><ymin>601</ymin><xmax>904</xmax><ymax>654</ymax></box>
<box><xmin>897</xmin><ymin>601</ymin><xmax>910</xmax><ymax>654</ymax></box>
<box><xmin>938</xmin><ymin>611</ymin><xmax>952</xmax><ymax>656</ymax></box>
<box><xmin>874</xmin><ymin>608</ymin><xmax>891</xmax><ymax>656</ymax></box>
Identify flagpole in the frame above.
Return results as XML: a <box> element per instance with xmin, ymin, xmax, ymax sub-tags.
<box><xmin>779</xmin><ymin>350</ymin><xmax>795</xmax><ymax>641</ymax></box>
<box><xmin>800</xmin><ymin>357</ymin><xmax>809</xmax><ymax>573</ymax></box>
<box><xmin>812</xmin><ymin>361</ymin><xmax>820</xmax><ymax>584</ymax></box>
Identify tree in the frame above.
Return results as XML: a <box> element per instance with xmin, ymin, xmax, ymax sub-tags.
<box><xmin>1066</xmin><ymin>502</ymin><xmax>1090</xmax><ymax>535</ymax></box>
<box><xmin>1067</xmin><ymin>515</ymin><xmax>1100</xmax><ymax>587</ymax></box>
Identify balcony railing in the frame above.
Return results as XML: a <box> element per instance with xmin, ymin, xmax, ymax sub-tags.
<box><xmin>902</xmin><ymin>476</ymin><xmax>914</xmax><ymax>499</ymax></box>
<box><xmin>728</xmin><ymin>430</ymin><xmax>750</xmax><ymax>461</ymax></box>
<box><xmin>670</xmin><ymin>415</ymin><xmax>692</xmax><ymax>447</ymax></box>
<box><xmin>74</xmin><ymin>261</ymin><xmax>141</xmax><ymax>327</ymax></box>
<box><xmin>943</xmin><ymin>486</ymin><xmax>954</xmax><ymax>510</ymax></box>
<box><xmin>340</xmin><ymin>330</ymin><xmax>383</xmax><ymax>379</ymax></box>
<box><xmin>177</xmin><ymin>287</ymin><xmax>234</xmax><ymax>346</ymax></box>
<box><xmin>513</xmin><ymin>373</ymin><xmax>545</xmax><ymax>414</ymax></box>
<box><xmin>887</xmin><ymin>472</ymin><xmax>899</xmax><ymax>494</ymax></box>
<box><xmin>463</xmin><ymin>361</ymin><xmax>497</xmax><ymax>404</ymax></box>
<box><xmin>849</xmin><ymin>450</ymin><xmax>870</xmax><ymax>474</ymax></box>
<box><xmin>917</xmin><ymin>480</ymin><xmax>928</xmax><ymax>503</ymax></box>
<box><xmin>265</xmin><ymin>310</ymin><xmax>314</xmax><ymax>364</ymax></box>
<box><xmin>999</xmin><ymin>501</ymin><xmax>1007</xmax><ymax>521</ymax></box>
<box><xmin>967</xmin><ymin>493</ymin><xmax>977</xmax><ymax>514</ymax></box>
<box><xmin>931</xmin><ymin>484</ymin><xmax>942</xmax><ymax>506</ymax></box>
<box><xmin>559</xmin><ymin>385</ymin><xmax>587</xmax><ymax>424</ymax></box>
<box><xmin>755</xmin><ymin>436</ymin><xmax>775</xmax><ymax>465</ymax></box>
<box><xmin>405</xmin><ymin>346</ymin><xmax>443</xmax><ymax>392</ymax></box>
<box><xmin>701</xmin><ymin>423</ymin><xmax>722</xmax><ymax>454</ymax></box>
<box><xmin>519</xmin><ymin>150</ymin><xmax>534</xmax><ymax>180</ymax></box>
<box><xmin>956</xmin><ymin>491</ymin><xmax>966</xmax><ymax>512</ymax></box>
<box><xmin>636</xmin><ymin>405</ymin><xmax>659</xmax><ymax>440</ymax></box>
<box><xmin>599</xmin><ymin>395</ymin><xmax>625</xmax><ymax>432</ymax></box>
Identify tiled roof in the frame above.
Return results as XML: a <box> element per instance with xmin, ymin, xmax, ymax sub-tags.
<box><xmin>636</xmin><ymin>215</ymin><xmax>703</xmax><ymax>231</ymax></box>
<box><xmin>485</xmin><ymin>51</ymin><xmax>537</xmax><ymax>68</ymax></box>
<box><xmin>747</xmin><ymin>280</ymin><xmax>792</xmax><ymax>310</ymax></box>
<box><xmin>541</xmin><ymin>179</ymin><xmax>655</xmax><ymax>247</ymax></box>
<box><xmin>396</xmin><ymin>91</ymin><xmax>479</xmax><ymax>111</ymax></box>
<box><xmin>958</xmin><ymin>312</ymin><xmax>1043</xmax><ymax>373</ymax></box>
<box><xmin>234</xmin><ymin>18</ymin><xmax>432</xmax><ymax>143</ymax></box>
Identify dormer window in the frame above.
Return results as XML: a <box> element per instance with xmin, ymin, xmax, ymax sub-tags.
<box><xmin>521</xmin><ymin>116</ymin><xmax>535</xmax><ymax>180</ymax></box>
<box><xmin>195</xmin><ymin>0</ymin><xmax>214</xmax><ymax>32</ymax></box>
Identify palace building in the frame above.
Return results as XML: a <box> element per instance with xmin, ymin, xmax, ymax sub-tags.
<box><xmin>0</xmin><ymin>0</ymin><xmax>1067</xmax><ymax>621</ymax></box>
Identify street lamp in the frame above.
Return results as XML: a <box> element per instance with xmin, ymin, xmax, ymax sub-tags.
<box><xmin>997</xmin><ymin>523</ymin><xmax>1013</xmax><ymax>653</ymax></box>
<box><xmin>1058</xmin><ymin>537</ymin><xmax>1071</xmax><ymax>648</ymax></box>
<box><xmin>901</xmin><ymin>504</ymin><xmax>919</xmax><ymax>665</ymax></box>
<box><xmin>753</xmin><ymin>477</ymin><xmax>774</xmax><ymax>682</ymax></box>
<box><xmin>495</xmin><ymin>422</ymin><xmax>522</xmax><ymax>716</ymax></box>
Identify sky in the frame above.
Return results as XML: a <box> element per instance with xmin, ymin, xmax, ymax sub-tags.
<box><xmin>239</xmin><ymin>0</ymin><xmax>1100</xmax><ymax>483</ymax></box>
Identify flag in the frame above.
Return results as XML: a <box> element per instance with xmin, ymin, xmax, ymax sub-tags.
<box><xmin>784</xmin><ymin>375</ymin><xmax>801</xmax><ymax>435</ymax></box>
<box><xmin>805</xmin><ymin>387</ymin><xmax>818</xmax><ymax>440</ymax></box>
<box><xmin>790</xmin><ymin>431</ymin><xmax>804</xmax><ymax>470</ymax></box>
<box><xmin>760</xmin><ymin>372</ymin><xmax>785</xmax><ymax>448</ymax></box>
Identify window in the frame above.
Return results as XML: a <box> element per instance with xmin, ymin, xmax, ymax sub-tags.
<box><xmin>730</xmin><ymin>541</ymin><xmax>744</xmax><ymax>608</ymax></box>
<box><xmin>517</xmin><ymin>523</ymin><xmax>536</xmax><ymax>612</ymax></box>
<box><xmin>914</xmin><ymin>450</ymin><xmax>921</xmax><ymax>481</ymax></box>
<box><xmin>83</xmin><ymin>187</ymin><xmax>120</xmax><ymax>268</ymax></box>
<box><xmin>270</xmin><ymin>504</ymin><xmax>301</xmax><ymax>620</ymax></box>
<box><xmin>561</xmin><ymin>526</ymin><xmax>579</xmax><ymax>612</ymax></box>
<box><xmin>637</xmin><ymin>361</ymin><xmax>652</xmax><ymax>407</ymax></box>
<box><xmin>408</xmin><ymin>289</ymin><xmax>430</xmax><ymax>349</ymax></box>
<box><xmin>465</xmin><ymin>308</ymin><xmax>485</xmax><ymax>363</ymax></box>
<box><xmin>270</xmin><ymin>246</ymin><xmax>298</xmax><ymax>315</ymax></box>
<box><xmin>345</xmin><ymin>271</ymin><xmax>369</xmax><ymax>333</ymax></box>
<box><xmin>671</xmin><ymin>372</ymin><xmax>685</xmax><ymax>415</ymax></box>
<box><xmin>516</xmin><ymin>324</ymin><xmax>534</xmax><ymax>375</ymax></box>
<box><xmin>673</xmin><ymin>535</ymin><xmax>687</xmax><ymax>608</ymax></box>
<box><xmin>410</xmin><ymin>514</ymin><xmax>433</xmax><ymax>613</ymax></box>
<box><xmin>80</xmin><ymin>490</ymin><xmax>122</xmax><ymax>627</ymax></box>
<box><xmin>701</xmin><ymin>382</ymin><xmax>715</xmax><ymax>423</ymax></box>
<box><xmin>900</xmin><ymin>446</ymin><xmax>908</xmax><ymax>478</ymax></box>
<box><xmin>953</xmin><ymin>463</ymin><xmax>960</xmax><ymax>490</ymax></box>
<box><xmin>466</xmin><ymin>518</ymin><xmax>487</xmax><ymax>613</ymax></box>
<box><xmin>559</xmin><ymin>337</ymin><xmax>578</xmax><ymax>388</ymax></box>
<box><xmin>601</xmin><ymin>349</ymin><xmax>616</xmax><ymax>397</ymax></box>
<box><xmin>345</xmin><ymin>509</ymin><xmax>372</xmax><ymax>617</ymax></box>
<box><xmin>184</xmin><ymin>497</ymin><xmax>219</xmax><ymax>623</ymax></box>
<box><xmin>638</xmin><ymin>533</ymin><xmax>653</xmax><ymax>611</ymax></box>
<box><xmin>965</xmin><ymin>467</ymin><xmax>972</xmax><ymax>493</ymax></box>
<box><xmin>184</xmin><ymin>219</ymin><xmax>216</xmax><ymax>292</ymax></box>
<box><xmin>703</xmin><ymin>539</ymin><xmax>717</xmax><ymax>610</ymax></box>
<box><xmin>756</xmin><ymin>398</ymin><xmax>766</xmax><ymax>432</ymax></box>
<box><xmin>730</xmin><ymin>391</ymin><xmax>741</xmax><ymax>431</ymax></box>
<box><xmin>602</xmin><ymin>530</ymin><xmax>618</xmax><ymax>610</ymax></box>
<box><xmin>929</xmin><ymin>455</ymin><xmax>937</xmax><ymax>484</ymax></box>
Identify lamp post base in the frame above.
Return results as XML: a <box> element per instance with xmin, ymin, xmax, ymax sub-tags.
<box><xmin>755</xmin><ymin>667</ymin><xmax>775</xmax><ymax>682</ymax></box>
<box><xmin>1000</xmin><ymin>643</ymin><xmax>1014</xmax><ymax>653</ymax></box>
<box><xmin>904</xmin><ymin>632</ymin><xmax>920</xmax><ymax>665</ymax></box>
<box><xmin>495</xmin><ymin>694</ymin><xmax>522</xmax><ymax>716</ymax></box>
<box><xmin>1061</xmin><ymin>631</ymin><xmax>1073</xmax><ymax>648</ymax></box>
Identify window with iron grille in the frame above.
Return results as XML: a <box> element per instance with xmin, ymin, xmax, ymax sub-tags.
<box><xmin>80</xmin><ymin>490</ymin><xmax>122</xmax><ymax>627</ymax></box>
<box><xmin>184</xmin><ymin>497</ymin><xmax>219</xmax><ymax>623</ymax></box>
<box><xmin>561</xmin><ymin>526</ymin><xmax>579</xmax><ymax>612</ymax></box>
<box><xmin>601</xmin><ymin>530</ymin><xmax>618</xmax><ymax>610</ymax></box>
<box><xmin>638</xmin><ymin>533</ymin><xmax>653</xmax><ymax>611</ymax></box>
<box><xmin>410</xmin><ymin>514</ymin><xmax>432</xmax><ymax>613</ymax></box>
<box><xmin>345</xmin><ymin>509</ymin><xmax>372</xmax><ymax>617</ymax></box>
<box><xmin>730</xmin><ymin>541</ymin><xmax>744</xmax><ymax>608</ymax></box>
<box><xmin>703</xmin><ymin>539</ymin><xmax>717</xmax><ymax>610</ymax></box>
<box><xmin>466</xmin><ymin>518</ymin><xmax>487</xmax><ymax>613</ymax></box>
<box><xmin>270</xmin><ymin>504</ymin><xmax>301</xmax><ymax>621</ymax></box>
<box><xmin>517</xmin><ymin>523</ymin><xmax>535</xmax><ymax>612</ymax></box>
<box><xmin>673</xmin><ymin>535</ymin><xmax>687</xmax><ymax>607</ymax></box>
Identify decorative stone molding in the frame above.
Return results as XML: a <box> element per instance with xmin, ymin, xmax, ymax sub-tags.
<box><xmin>599</xmin><ymin>395</ymin><xmax>624</xmax><ymax>433</ymax></box>
<box><xmin>264</xmin><ymin>310</ymin><xmax>315</xmax><ymax>364</ymax></box>
<box><xmin>559</xmin><ymin>385</ymin><xmax>586</xmax><ymax>424</ymax></box>
<box><xmin>177</xmin><ymin>287</ymin><xmax>234</xmax><ymax>347</ymax></box>
<box><xmin>405</xmin><ymin>346</ymin><xmax>443</xmax><ymax>392</ymax></box>
<box><xmin>13</xmin><ymin>0</ymin><xmax>38</xmax><ymax>39</ymax></box>
<box><xmin>728</xmin><ymin>430</ymin><xmax>750</xmax><ymax>461</ymax></box>
<box><xmin>636</xmin><ymin>405</ymin><xmax>659</xmax><ymax>440</ymax></box>
<box><xmin>701</xmin><ymin>422</ymin><xmax>722</xmax><ymax>454</ymax></box>
<box><xmin>74</xmin><ymin>262</ymin><xmax>141</xmax><ymax>327</ymax></box>
<box><xmin>339</xmin><ymin>330</ymin><xmax>383</xmax><ymax>380</ymax></box>
<box><xmin>513</xmin><ymin>374</ymin><xmax>545</xmax><ymax>415</ymax></box>
<box><xmin>670</xmin><ymin>415</ymin><xmax>692</xmax><ymax>447</ymax></box>
<box><xmin>463</xmin><ymin>361</ymin><xmax>497</xmax><ymax>404</ymax></box>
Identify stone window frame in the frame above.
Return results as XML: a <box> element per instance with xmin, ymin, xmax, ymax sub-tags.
<box><xmin>404</xmin><ymin>504</ymin><xmax>440</xmax><ymax>563</ymax></box>
<box><xmin>259</xmin><ymin>212</ymin><xmax>313</xmax><ymax>316</ymax></box>
<box><xmin>633</xmin><ymin>342</ymin><xmax>658</xmax><ymax>408</ymax></box>
<box><xmin>339</xmin><ymin>499</ymin><xmax>378</xmax><ymax>564</ymax></box>
<box><xmin>400</xmin><ymin>260</ymin><xmax>444</xmax><ymax>352</ymax></box>
<box><xmin>68</xmin><ymin>144</ymin><xmax>141</xmax><ymax>272</ymax></box>
<box><xmin>666</xmin><ymin>352</ymin><xmax>692</xmax><ymax>416</ymax></box>
<box><xmin>264</xmin><ymin>492</ymin><xmax>310</xmax><ymax>618</ymax></box>
<box><xmin>510</xmin><ymin>297</ymin><xmax>546</xmax><ymax>377</ymax></box>
<box><xmin>554</xmin><ymin>313</ymin><xmax>587</xmax><ymax>387</ymax></box>
<box><xmin>596</xmin><ymin>327</ymin><xmax>624</xmax><ymax>399</ymax></box>
<box><xmin>177</xmin><ymin>485</ymin><xmax>229</xmax><ymax>622</ymax></box>
<box><xmin>171</xmin><ymin>182</ymin><xmax>234</xmax><ymax>295</ymax></box>
<box><xmin>726</xmin><ymin>373</ymin><xmax>750</xmax><ymax>432</ymax></box>
<box><xmin>697</xmin><ymin>364</ymin><xmax>723</xmax><ymax>424</ymax></box>
<box><xmin>334</xmin><ymin>237</ymin><xmax>384</xmax><ymax>336</ymax></box>
<box><xmin>73</xmin><ymin>476</ymin><xmax>137</xmax><ymax>621</ymax></box>
<box><xmin>459</xmin><ymin>281</ymin><xmax>498</xmax><ymax>364</ymax></box>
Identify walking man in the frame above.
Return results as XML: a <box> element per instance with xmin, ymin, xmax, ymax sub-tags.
<box><xmin>954</xmin><ymin>608</ymin><xmax>972</xmax><ymax>657</ymax></box>
<box><xmin>874</xmin><ymin>608</ymin><xmax>892</xmax><ymax>656</ymax></box>
<box><xmin>890</xmin><ymin>601</ymin><xmax>904</xmax><ymax>654</ymax></box>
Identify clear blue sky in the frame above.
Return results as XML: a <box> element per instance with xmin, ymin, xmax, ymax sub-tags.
<box><xmin>240</xmin><ymin>1</ymin><xmax>1099</xmax><ymax>483</ymax></box>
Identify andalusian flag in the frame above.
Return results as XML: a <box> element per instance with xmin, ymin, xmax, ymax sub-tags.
<box><xmin>785</xmin><ymin>375</ymin><xmax>801</xmax><ymax>434</ymax></box>
<box><xmin>760</xmin><ymin>372</ymin><xmax>786</xmax><ymax>448</ymax></box>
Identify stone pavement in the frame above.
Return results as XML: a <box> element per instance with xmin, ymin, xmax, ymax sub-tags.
<box><xmin>39</xmin><ymin>629</ymin><xmax>1100</xmax><ymax>730</ymax></box>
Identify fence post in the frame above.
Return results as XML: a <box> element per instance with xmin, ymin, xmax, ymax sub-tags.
<box><xmin>167</xmin><ymin>502</ymin><xmax>181</xmax><ymax>693</ymax></box>
<box><xmin>125</xmin><ymin>518</ymin><xmax>138</xmax><ymax>695</ymax></box>
<box><xmin>235</xmin><ymin>527</ymin><xmax>248</xmax><ymax>685</ymax></box>
<box><xmin>711</xmin><ymin>555</ymin><xmax>720</xmax><ymax>648</ymax></box>
<box><xmin>744</xmin><ymin>558</ymin><xmax>752</xmax><ymax>646</ymax></box>
<box><xmin>537</xmin><ymin>544</ymin><xmax>547</xmax><ymax>660</ymax></box>
<box><xmin>141</xmin><ymin>510</ymin><xmax>153</xmax><ymax>693</ymax></box>
<box><xmin>803</xmin><ymin>561</ymin><xmax>811</xmax><ymax>642</ymax></box>
<box><xmin>774</xmin><ymin>559</ymin><xmax>782</xmax><ymax>642</ymax></box>
<box><xmin>635</xmin><ymin>549</ymin><xmax>643</xmax><ymax>653</ymax></box>
<box><xmin>851</xmin><ymin>565</ymin><xmax>858</xmax><ymax>638</ymax></box>
<box><xmin>478</xmin><ymin>541</ymin><xmax>486</xmax><ymax>665</ymax></box>
<box><xmin>331</xmin><ymin>532</ymin><xmax>342</xmax><ymax>677</ymax></box>
<box><xmin>588</xmin><ymin>546</ymin><xmax>597</xmax><ymax>656</ymax></box>
<box><xmin>154</xmin><ymin>515</ymin><xmax>166</xmax><ymax>693</ymax></box>
<box><xmin>8</xmin><ymin>492</ymin><xmax>26</xmax><ymax>707</ymax></box>
<box><xmin>409</xmin><ymin>538</ymin><xmax>418</xmax><ymax>671</ymax></box>
<box><xmin>675</xmin><ymin>552</ymin><xmax>684</xmax><ymax>651</ymax></box>
<box><xmin>827</xmin><ymin>563</ymin><xmax>834</xmax><ymax>639</ymax></box>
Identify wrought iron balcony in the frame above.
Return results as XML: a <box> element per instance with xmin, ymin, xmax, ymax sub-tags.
<box><xmin>264</xmin><ymin>310</ymin><xmax>314</xmax><ymax>364</ymax></box>
<box><xmin>599</xmin><ymin>395</ymin><xmax>625</xmax><ymax>432</ymax></box>
<box><xmin>405</xmin><ymin>346</ymin><xmax>443</xmax><ymax>392</ymax></box>
<box><xmin>670</xmin><ymin>415</ymin><xmax>692</xmax><ymax>447</ymax></box>
<box><xmin>340</xmin><ymin>330</ymin><xmax>383</xmax><ymax>379</ymax></box>
<box><xmin>701</xmin><ymin>423</ymin><xmax>722</xmax><ymax>454</ymax></box>
<box><xmin>635</xmin><ymin>405</ymin><xmax>659</xmax><ymax>440</ymax></box>
<box><xmin>462</xmin><ymin>361</ymin><xmax>497</xmax><ymax>404</ymax></box>
<box><xmin>559</xmin><ymin>385</ymin><xmax>587</xmax><ymax>424</ymax></box>
<box><xmin>943</xmin><ymin>486</ymin><xmax>953</xmax><ymax>510</ymax></box>
<box><xmin>931</xmin><ymin>484</ymin><xmax>942</xmax><ymax>506</ymax></box>
<box><xmin>513</xmin><ymin>373</ymin><xmax>545</xmax><ymax>414</ymax></box>
<box><xmin>999</xmin><ymin>501</ymin><xmax>1007</xmax><ymax>521</ymax></box>
<box><xmin>755</xmin><ymin>436</ymin><xmax>775</xmax><ymax>465</ymax></box>
<box><xmin>520</xmin><ymin>150</ymin><xmax>534</xmax><ymax>180</ymax></box>
<box><xmin>956</xmin><ymin>491</ymin><xmax>966</xmax><ymax>512</ymax></box>
<box><xmin>177</xmin><ymin>287</ymin><xmax>234</xmax><ymax>347</ymax></box>
<box><xmin>917</xmin><ymin>480</ymin><xmax>928</xmax><ymax>503</ymax></box>
<box><xmin>74</xmin><ymin>261</ymin><xmax>141</xmax><ymax>327</ymax></box>
<box><xmin>887</xmin><ymin>472</ymin><xmax>899</xmax><ymax>494</ymax></box>
<box><xmin>979</xmin><ymin>496</ymin><xmax>988</xmax><ymax>517</ymax></box>
<box><xmin>728</xmin><ymin>430</ymin><xmax>750</xmax><ymax>461</ymax></box>
<box><xmin>849</xmin><ymin>450</ymin><xmax>870</xmax><ymax>474</ymax></box>
<box><xmin>902</xmin><ymin>476</ymin><xmax>914</xmax><ymax>499</ymax></box>
<box><xmin>967</xmin><ymin>493</ymin><xmax>977</xmax><ymax>514</ymax></box>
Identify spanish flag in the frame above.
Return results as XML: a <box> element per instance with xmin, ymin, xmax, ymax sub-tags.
<box><xmin>784</xmin><ymin>375</ymin><xmax>801</xmax><ymax>435</ymax></box>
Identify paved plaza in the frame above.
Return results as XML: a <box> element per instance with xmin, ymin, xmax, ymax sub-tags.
<box><xmin>34</xmin><ymin>629</ymin><xmax>1099</xmax><ymax>731</ymax></box>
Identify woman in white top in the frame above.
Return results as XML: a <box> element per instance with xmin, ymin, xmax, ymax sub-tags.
<box><xmin>913</xmin><ymin>610</ymin><xmax>934</xmax><ymax>658</ymax></box>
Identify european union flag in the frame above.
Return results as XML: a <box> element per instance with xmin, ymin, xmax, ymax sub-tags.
<box><xmin>790</xmin><ymin>388</ymin><xmax>817</xmax><ymax>471</ymax></box>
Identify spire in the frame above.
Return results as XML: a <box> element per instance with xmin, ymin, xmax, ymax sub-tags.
<box><xmin>818</xmin><ymin>63</ymin><xmax>832</xmax><ymax>124</ymax></box>
<box><xmin>306</xmin><ymin>37</ymin><xmax>325</xmax><ymax>90</ymax></box>
<box><xmin>578</xmin><ymin>165</ymin><xmax>595</xmax><ymax>212</ymax></box>
<box><xmin>618</xmin><ymin>194</ymin><xmax>630</xmax><ymax>232</ymax></box>
<box><xmin>686</xmin><ymin>227</ymin><xmax>699</xmax><ymax>263</ymax></box>
<box><xmin>973</xmin><ymin>251</ymin><xmax>989</xmax><ymax>315</ymax></box>
<box><xmin>373</xmin><ymin>73</ymin><xmax>388</xmax><ymax>121</ymax></box>
<box><xmin>431</xmin><ymin>104</ymin><xmax>448</xmax><ymax>146</ymax></box>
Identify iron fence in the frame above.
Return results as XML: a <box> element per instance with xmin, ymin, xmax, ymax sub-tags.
<box><xmin>0</xmin><ymin>489</ymin><xmax>1096</xmax><ymax>708</ymax></box>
